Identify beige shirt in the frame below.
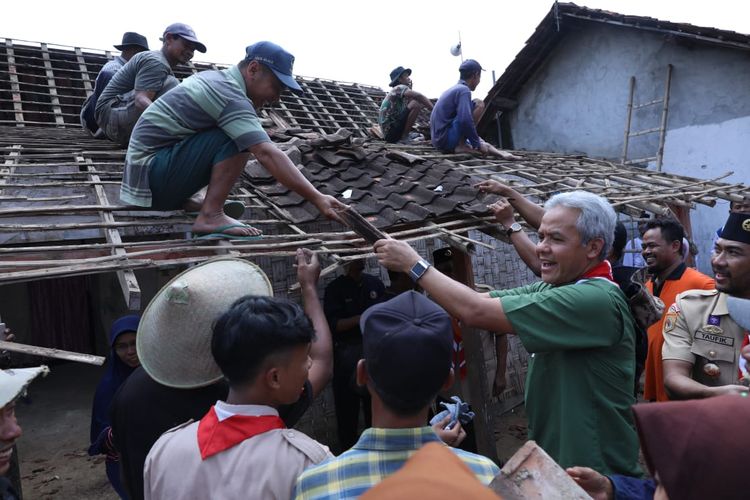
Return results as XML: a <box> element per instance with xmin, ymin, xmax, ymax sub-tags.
<box><xmin>144</xmin><ymin>402</ymin><xmax>332</xmax><ymax>500</ymax></box>
<box><xmin>662</xmin><ymin>290</ymin><xmax>745</xmax><ymax>387</ymax></box>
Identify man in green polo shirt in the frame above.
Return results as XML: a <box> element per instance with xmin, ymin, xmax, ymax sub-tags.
<box><xmin>373</xmin><ymin>190</ymin><xmax>640</xmax><ymax>476</ymax></box>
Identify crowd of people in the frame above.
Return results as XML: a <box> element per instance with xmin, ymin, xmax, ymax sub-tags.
<box><xmin>1</xmin><ymin>26</ymin><xmax>748</xmax><ymax>500</ymax></box>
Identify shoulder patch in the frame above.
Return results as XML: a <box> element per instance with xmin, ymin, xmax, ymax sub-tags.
<box><xmin>667</xmin><ymin>302</ymin><xmax>680</xmax><ymax>314</ymax></box>
<box><xmin>678</xmin><ymin>289</ymin><xmax>718</xmax><ymax>301</ymax></box>
<box><xmin>282</xmin><ymin>429</ymin><xmax>331</xmax><ymax>463</ymax></box>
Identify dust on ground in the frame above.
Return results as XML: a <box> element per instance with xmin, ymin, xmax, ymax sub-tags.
<box><xmin>16</xmin><ymin>362</ymin><xmax>117</xmax><ymax>500</ymax></box>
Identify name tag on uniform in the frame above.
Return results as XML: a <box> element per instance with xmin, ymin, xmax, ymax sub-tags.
<box><xmin>695</xmin><ymin>328</ymin><xmax>734</xmax><ymax>346</ymax></box>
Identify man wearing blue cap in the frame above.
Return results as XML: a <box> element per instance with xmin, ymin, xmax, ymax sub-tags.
<box><xmin>80</xmin><ymin>32</ymin><xmax>149</xmax><ymax>138</ymax></box>
<box><xmin>294</xmin><ymin>291</ymin><xmax>499</xmax><ymax>499</ymax></box>
<box><xmin>430</xmin><ymin>59</ymin><xmax>518</xmax><ymax>160</ymax></box>
<box><xmin>96</xmin><ymin>23</ymin><xmax>206</xmax><ymax>146</ymax></box>
<box><xmin>379</xmin><ymin>66</ymin><xmax>433</xmax><ymax>143</ymax></box>
<box><xmin>120</xmin><ymin>41</ymin><xmax>345</xmax><ymax>239</ymax></box>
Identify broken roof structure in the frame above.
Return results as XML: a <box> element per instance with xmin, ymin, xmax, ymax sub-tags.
<box><xmin>1</xmin><ymin>36</ymin><xmax>749</xmax><ymax>311</ymax></box>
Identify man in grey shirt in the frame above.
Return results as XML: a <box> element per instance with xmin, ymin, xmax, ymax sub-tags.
<box><xmin>80</xmin><ymin>32</ymin><xmax>149</xmax><ymax>137</ymax></box>
<box><xmin>95</xmin><ymin>23</ymin><xmax>206</xmax><ymax>146</ymax></box>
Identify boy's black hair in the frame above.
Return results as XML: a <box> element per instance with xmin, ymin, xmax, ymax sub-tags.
<box><xmin>211</xmin><ymin>295</ymin><xmax>315</xmax><ymax>386</ymax></box>
<box><xmin>644</xmin><ymin>218</ymin><xmax>685</xmax><ymax>252</ymax></box>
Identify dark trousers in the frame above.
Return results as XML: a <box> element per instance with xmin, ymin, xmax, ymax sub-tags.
<box><xmin>332</xmin><ymin>342</ymin><xmax>371</xmax><ymax>452</ymax></box>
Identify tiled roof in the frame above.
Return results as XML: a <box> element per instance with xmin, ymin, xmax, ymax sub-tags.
<box><xmin>478</xmin><ymin>2</ymin><xmax>750</xmax><ymax>133</ymax></box>
<box><xmin>0</xmin><ymin>38</ymin><xmax>384</xmax><ymax>136</ymax></box>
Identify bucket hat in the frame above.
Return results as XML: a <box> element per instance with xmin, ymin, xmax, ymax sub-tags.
<box><xmin>137</xmin><ymin>257</ymin><xmax>273</xmax><ymax>388</ymax></box>
<box><xmin>0</xmin><ymin>366</ymin><xmax>49</xmax><ymax>408</ymax></box>
<box><xmin>114</xmin><ymin>32</ymin><xmax>149</xmax><ymax>51</ymax></box>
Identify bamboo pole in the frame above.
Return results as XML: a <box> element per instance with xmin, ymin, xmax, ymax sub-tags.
<box><xmin>0</xmin><ymin>340</ymin><xmax>105</xmax><ymax>366</ymax></box>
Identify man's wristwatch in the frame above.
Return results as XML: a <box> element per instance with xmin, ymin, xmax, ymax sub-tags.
<box><xmin>409</xmin><ymin>259</ymin><xmax>432</xmax><ymax>282</ymax></box>
<box><xmin>505</xmin><ymin>222</ymin><xmax>522</xmax><ymax>238</ymax></box>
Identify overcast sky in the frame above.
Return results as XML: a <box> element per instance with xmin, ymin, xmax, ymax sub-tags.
<box><xmin>5</xmin><ymin>0</ymin><xmax>750</xmax><ymax>98</ymax></box>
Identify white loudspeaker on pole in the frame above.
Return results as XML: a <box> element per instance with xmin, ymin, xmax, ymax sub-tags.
<box><xmin>450</xmin><ymin>31</ymin><xmax>463</xmax><ymax>61</ymax></box>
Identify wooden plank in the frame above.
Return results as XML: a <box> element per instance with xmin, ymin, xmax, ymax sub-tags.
<box><xmin>75</xmin><ymin>47</ymin><xmax>94</xmax><ymax>96</ymax></box>
<box><xmin>0</xmin><ymin>340</ymin><xmax>105</xmax><ymax>366</ymax></box>
<box><xmin>40</xmin><ymin>43</ymin><xmax>66</xmax><ymax>126</ymax></box>
<box><xmin>452</xmin><ymin>247</ymin><xmax>500</xmax><ymax>464</ymax></box>
<box><xmin>298</xmin><ymin>81</ymin><xmax>342</xmax><ymax>131</ymax></box>
<box><xmin>315</xmin><ymin>81</ymin><xmax>363</xmax><ymax>132</ymax></box>
<box><xmin>75</xmin><ymin>155</ymin><xmax>141</xmax><ymax>310</ymax></box>
<box><xmin>0</xmin><ymin>145</ymin><xmax>21</xmax><ymax>194</ymax></box>
<box><xmin>4</xmin><ymin>40</ymin><xmax>25</xmax><ymax>126</ymax></box>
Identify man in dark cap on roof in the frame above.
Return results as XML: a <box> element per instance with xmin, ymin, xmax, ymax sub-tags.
<box><xmin>662</xmin><ymin>211</ymin><xmax>750</xmax><ymax>399</ymax></box>
<box><xmin>430</xmin><ymin>59</ymin><xmax>519</xmax><ymax>160</ymax></box>
<box><xmin>80</xmin><ymin>32</ymin><xmax>149</xmax><ymax>138</ymax></box>
<box><xmin>120</xmin><ymin>41</ymin><xmax>345</xmax><ymax>239</ymax></box>
<box><xmin>95</xmin><ymin>23</ymin><xmax>206</xmax><ymax>146</ymax></box>
<box><xmin>378</xmin><ymin>66</ymin><xmax>433</xmax><ymax>143</ymax></box>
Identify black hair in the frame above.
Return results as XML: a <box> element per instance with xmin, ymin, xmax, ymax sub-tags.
<box><xmin>211</xmin><ymin>295</ymin><xmax>315</xmax><ymax>386</ymax></box>
<box><xmin>611</xmin><ymin>221</ymin><xmax>628</xmax><ymax>261</ymax></box>
<box><xmin>644</xmin><ymin>218</ymin><xmax>685</xmax><ymax>252</ymax></box>
<box><xmin>459</xmin><ymin>69</ymin><xmax>479</xmax><ymax>81</ymax></box>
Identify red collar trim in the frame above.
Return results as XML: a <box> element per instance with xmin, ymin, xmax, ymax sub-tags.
<box><xmin>197</xmin><ymin>406</ymin><xmax>285</xmax><ymax>460</ymax></box>
<box><xmin>580</xmin><ymin>260</ymin><xmax>615</xmax><ymax>283</ymax></box>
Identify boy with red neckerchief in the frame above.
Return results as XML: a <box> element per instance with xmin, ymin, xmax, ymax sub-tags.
<box><xmin>144</xmin><ymin>251</ymin><xmax>332</xmax><ymax>500</ymax></box>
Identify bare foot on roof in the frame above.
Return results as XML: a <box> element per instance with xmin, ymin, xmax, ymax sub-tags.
<box><xmin>192</xmin><ymin>212</ymin><xmax>262</xmax><ymax>237</ymax></box>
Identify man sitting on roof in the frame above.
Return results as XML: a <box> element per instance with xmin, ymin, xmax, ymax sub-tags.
<box><xmin>378</xmin><ymin>66</ymin><xmax>433</xmax><ymax>144</ymax></box>
<box><xmin>95</xmin><ymin>23</ymin><xmax>205</xmax><ymax>147</ymax></box>
<box><xmin>430</xmin><ymin>59</ymin><xmax>518</xmax><ymax>160</ymax></box>
<box><xmin>80</xmin><ymin>32</ymin><xmax>149</xmax><ymax>138</ymax></box>
<box><xmin>119</xmin><ymin>41</ymin><xmax>344</xmax><ymax>239</ymax></box>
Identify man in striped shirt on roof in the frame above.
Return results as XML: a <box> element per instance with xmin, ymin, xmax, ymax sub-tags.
<box><xmin>293</xmin><ymin>291</ymin><xmax>499</xmax><ymax>500</ymax></box>
<box><xmin>120</xmin><ymin>41</ymin><xmax>345</xmax><ymax>239</ymax></box>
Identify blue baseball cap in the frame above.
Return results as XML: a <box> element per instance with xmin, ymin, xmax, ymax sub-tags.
<box><xmin>163</xmin><ymin>23</ymin><xmax>207</xmax><ymax>53</ymax></box>
<box><xmin>459</xmin><ymin>59</ymin><xmax>484</xmax><ymax>74</ymax></box>
<box><xmin>245</xmin><ymin>41</ymin><xmax>303</xmax><ymax>95</ymax></box>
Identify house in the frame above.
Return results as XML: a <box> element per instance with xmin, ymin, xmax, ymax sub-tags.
<box><xmin>0</xmin><ymin>35</ymin><xmax>747</xmax><ymax>469</ymax></box>
<box><xmin>479</xmin><ymin>2</ymin><xmax>750</xmax><ymax>272</ymax></box>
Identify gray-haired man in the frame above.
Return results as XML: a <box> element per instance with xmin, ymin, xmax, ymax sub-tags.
<box><xmin>374</xmin><ymin>190</ymin><xmax>640</xmax><ymax>477</ymax></box>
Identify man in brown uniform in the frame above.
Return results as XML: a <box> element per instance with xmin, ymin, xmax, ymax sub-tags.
<box><xmin>662</xmin><ymin>211</ymin><xmax>750</xmax><ymax>398</ymax></box>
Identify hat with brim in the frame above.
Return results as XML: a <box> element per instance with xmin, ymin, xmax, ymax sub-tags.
<box><xmin>162</xmin><ymin>22</ymin><xmax>207</xmax><ymax>53</ymax></box>
<box><xmin>0</xmin><ymin>366</ymin><xmax>49</xmax><ymax>408</ymax></box>
<box><xmin>137</xmin><ymin>257</ymin><xmax>273</xmax><ymax>389</ymax></box>
<box><xmin>245</xmin><ymin>41</ymin><xmax>303</xmax><ymax>95</ymax></box>
<box><xmin>389</xmin><ymin>66</ymin><xmax>412</xmax><ymax>87</ymax></box>
<box><xmin>114</xmin><ymin>32</ymin><xmax>149</xmax><ymax>51</ymax></box>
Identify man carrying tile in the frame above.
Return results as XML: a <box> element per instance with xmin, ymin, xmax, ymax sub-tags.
<box><xmin>120</xmin><ymin>41</ymin><xmax>345</xmax><ymax>239</ymax></box>
<box><xmin>80</xmin><ymin>32</ymin><xmax>149</xmax><ymax>138</ymax></box>
<box><xmin>95</xmin><ymin>23</ymin><xmax>205</xmax><ymax>146</ymax></box>
<box><xmin>379</xmin><ymin>66</ymin><xmax>433</xmax><ymax>143</ymax></box>
<box><xmin>430</xmin><ymin>59</ymin><xmax>519</xmax><ymax>160</ymax></box>
<box><xmin>375</xmin><ymin>191</ymin><xmax>641</xmax><ymax>477</ymax></box>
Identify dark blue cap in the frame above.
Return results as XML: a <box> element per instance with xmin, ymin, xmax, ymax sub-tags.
<box><xmin>720</xmin><ymin>211</ymin><xmax>750</xmax><ymax>244</ymax></box>
<box><xmin>361</xmin><ymin>291</ymin><xmax>453</xmax><ymax>407</ymax></box>
<box><xmin>114</xmin><ymin>32</ymin><xmax>149</xmax><ymax>51</ymax></box>
<box><xmin>389</xmin><ymin>66</ymin><xmax>411</xmax><ymax>87</ymax></box>
<box><xmin>163</xmin><ymin>23</ymin><xmax>206</xmax><ymax>53</ymax></box>
<box><xmin>245</xmin><ymin>41</ymin><xmax>303</xmax><ymax>95</ymax></box>
<box><xmin>459</xmin><ymin>59</ymin><xmax>484</xmax><ymax>74</ymax></box>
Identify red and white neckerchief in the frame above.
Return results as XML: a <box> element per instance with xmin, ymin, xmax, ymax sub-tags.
<box><xmin>197</xmin><ymin>402</ymin><xmax>285</xmax><ymax>460</ymax></box>
<box><xmin>576</xmin><ymin>260</ymin><xmax>616</xmax><ymax>285</ymax></box>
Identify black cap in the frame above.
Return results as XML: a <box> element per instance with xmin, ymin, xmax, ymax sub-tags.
<box><xmin>389</xmin><ymin>66</ymin><xmax>411</xmax><ymax>87</ymax></box>
<box><xmin>361</xmin><ymin>291</ymin><xmax>453</xmax><ymax>408</ymax></box>
<box><xmin>114</xmin><ymin>32</ymin><xmax>149</xmax><ymax>51</ymax></box>
<box><xmin>719</xmin><ymin>212</ymin><xmax>750</xmax><ymax>244</ymax></box>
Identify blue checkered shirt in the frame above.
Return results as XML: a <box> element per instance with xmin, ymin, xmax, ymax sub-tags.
<box><xmin>293</xmin><ymin>426</ymin><xmax>499</xmax><ymax>500</ymax></box>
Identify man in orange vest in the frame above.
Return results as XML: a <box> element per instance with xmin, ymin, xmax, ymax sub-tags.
<box><xmin>641</xmin><ymin>218</ymin><xmax>714</xmax><ymax>401</ymax></box>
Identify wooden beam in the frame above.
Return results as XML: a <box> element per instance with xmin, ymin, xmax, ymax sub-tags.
<box><xmin>40</xmin><ymin>43</ymin><xmax>66</xmax><ymax>126</ymax></box>
<box><xmin>75</xmin><ymin>155</ymin><xmax>141</xmax><ymax>310</ymax></box>
<box><xmin>75</xmin><ymin>47</ymin><xmax>94</xmax><ymax>96</ymax></box>
<box><xmin>491</xmin><ymin>96</ymin><xmax>518</xmax><ymax>110</ymax></box>
<box><xmin>4</xmin><ymin>40</ymin><xmax>25</xmax><ymax>126</ymax></box>
<box><xmin>0</xmin><ymin>340</ymin><xmax>105</xmax><ymax>366</ymax></box>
